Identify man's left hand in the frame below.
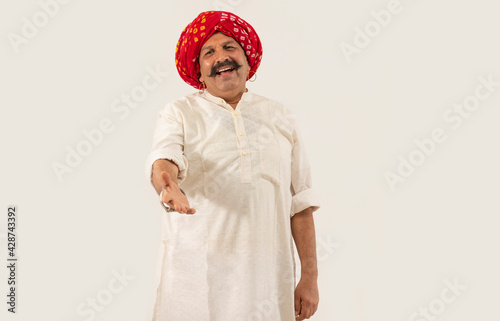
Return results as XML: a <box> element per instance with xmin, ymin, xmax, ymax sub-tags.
<box><xmin>294</xmin><ymin>276</ymin><xmax>319</xmax><ymax>320</ymax></box>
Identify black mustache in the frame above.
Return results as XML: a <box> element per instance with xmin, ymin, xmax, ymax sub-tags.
<box><xmin>208</xmin><ymin>60</ymin><xmax>242</xmax><ymax>77</ymax></box>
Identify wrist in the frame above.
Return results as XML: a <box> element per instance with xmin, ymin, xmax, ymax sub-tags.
<box><xmin>301</xmin><ymin>269</ymin><xmax>318</xmax><ymax>280</ymax></box>
<box><xmin>300</xmin><ymin>258</ymin><xmax>318</xmax><ymax>279</ymax></box>
<box><xmin>300</xmin><ymin>256</ymin><xmax>318</xmax><ymax>277</ymax></box>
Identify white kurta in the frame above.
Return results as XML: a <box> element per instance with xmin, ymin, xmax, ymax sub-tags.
<box><xmin>145</xmin><ymin>90</ymin><xmax>320</xmax><ymax>321</ymax></box>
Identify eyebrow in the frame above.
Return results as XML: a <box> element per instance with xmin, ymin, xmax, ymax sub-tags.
<box><xmin>201</xmin><ymin>40</ymin><xmax>238</xmax><ymax>53</ymax></box>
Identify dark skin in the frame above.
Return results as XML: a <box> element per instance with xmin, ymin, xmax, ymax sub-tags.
<box><xmin>291</xmin><ymin>207</ymin><xmax>319</xmax><ymax>320</ymax></box>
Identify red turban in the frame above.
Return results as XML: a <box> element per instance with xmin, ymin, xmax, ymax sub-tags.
<box><xmin>175</xmin><ymin>11</ymin><xmax>263</xmax><ymax>89</ymax></box>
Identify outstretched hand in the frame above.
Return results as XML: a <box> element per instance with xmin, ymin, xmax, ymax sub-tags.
<box><xmin>160</xmin><ymin>172</ymin><xmax>196</xmax><ymax>214</ymax></box>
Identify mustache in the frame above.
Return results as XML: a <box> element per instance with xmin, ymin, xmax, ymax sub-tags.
<box><xmin>208</xmin><ymin>60</ymin><xmax>242</xmax><ymax>77</ymax></box>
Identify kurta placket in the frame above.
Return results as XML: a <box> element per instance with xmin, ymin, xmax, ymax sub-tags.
<box><xmin>232</xmin><ymin>103</ymin><xmax>252</xmax><ymax>183</ymax></box>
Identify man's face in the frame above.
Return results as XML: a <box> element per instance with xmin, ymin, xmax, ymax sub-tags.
<box><xmin>198</xmin><ymin>32</ymin><xmax>250</xmax><ymax>97</ymax></box>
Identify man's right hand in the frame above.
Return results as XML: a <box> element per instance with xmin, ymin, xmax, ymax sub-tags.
<box><xmin>160</xmin><ymin>171</ymin><xmax>196</xmax><ymax>214</ymax></box>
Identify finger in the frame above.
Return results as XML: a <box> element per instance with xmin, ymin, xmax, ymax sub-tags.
<box><xmin>312</xmin><ymin>302</ymin><xmax>318</xmax><ymax>315</ymax></box>
<box><xmin>300</xmin><ymin>303</ymin><xmax>311</xmax><ymax>319</ymax></box>
<box><xmin>182</xmin><ymin>199</ymin><xmax>196</xmax><ymax>214</ymax></box>
<box><xmin>294</xmin><ymin>295</ymin><xmax>301</xmax><ymax>318</ymax></box>
<box><xmin>181</xmin><ymin>205</ymin><xmax>196</xmax><ymax>215</ymax></box>
<box><xmin>310</xmin><ymin>295</ymin><xmax>319</xmax><ymax>315</ymax></box>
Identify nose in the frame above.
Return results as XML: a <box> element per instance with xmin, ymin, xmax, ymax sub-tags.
<box><xmin>213</xmin><ymin>45</ymin><xmax>230</xmax><ymax>65</ymax></box>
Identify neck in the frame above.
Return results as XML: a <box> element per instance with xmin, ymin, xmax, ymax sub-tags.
<box><xmin>206</xmin><ymin>88</ymin><xmax>247</xmax><ymax>109</ymax></box>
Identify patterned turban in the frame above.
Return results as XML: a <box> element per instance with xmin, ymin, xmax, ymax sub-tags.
<box><xmin>175</xmin><ymin>11</ymin><xmax>263</xmax><ymax>89</ymax></box>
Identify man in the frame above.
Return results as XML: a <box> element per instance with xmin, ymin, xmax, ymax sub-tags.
<box><xmin>145</xmin><ymin>11</ymin><xmax>320</xmax><ymax>321</ymax></box>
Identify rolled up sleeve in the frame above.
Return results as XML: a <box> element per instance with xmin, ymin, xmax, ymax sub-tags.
<box><xmin>289</xmin><ymin>116</ymin><xmax>320</xmax><ymax>217</ymax></box>
<box><xmin>145</xmin><ymin>103</ymin><xmax>188</xmax><ymax>186</ymax></box>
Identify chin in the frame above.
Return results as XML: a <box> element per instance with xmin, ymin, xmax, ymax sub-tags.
<box><xmin>215</xmin><ymin>81</ymin><xmax>241</xmax><ymax>92</ymax></box>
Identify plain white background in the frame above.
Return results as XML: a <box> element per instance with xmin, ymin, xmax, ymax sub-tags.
<box><xmin>1</xmin><ymin>0</ymin><xmax>499</xmax><ymax>320</ymax></box>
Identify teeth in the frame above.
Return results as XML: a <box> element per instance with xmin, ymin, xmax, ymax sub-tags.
<box><xmin>218</xmin><ymin>67</ymin><xmax>233</xmax><ymax>73</ymax></box>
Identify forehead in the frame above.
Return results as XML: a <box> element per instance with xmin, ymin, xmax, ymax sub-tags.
<box><xmin>201</xmin><ymin>32</ymin><xmax>238</xmax><ymax>49</ymax></box>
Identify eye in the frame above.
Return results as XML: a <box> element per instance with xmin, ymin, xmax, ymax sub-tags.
<box><xmin>224</xmin><ymin>45</ymin><xmax>235</xmax><ymax>50</ymax></box>
<box><xmin>204</xmin><ymin>49</ymin><xmax>213</xmax><ymax>56</ymax></box>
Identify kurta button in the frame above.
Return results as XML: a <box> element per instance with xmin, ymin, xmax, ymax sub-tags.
<box><xmin>234</xmin><ymin>112</ymin><xmax>239</xmax><ymax>116</ymax></box>
<box><xmin>219</xmin><ymin>99</ymin><xmax>224</xmax><ymax>104</ymax></box>
<box><xmin>239</xmin><ymin>132</ymin><xmax>243</xmax><ymax>136</ymax></box>
<box><xmin>242</xmin><ymin>151</ymin><xmax>247</xmax><ymax>156</ymax></box>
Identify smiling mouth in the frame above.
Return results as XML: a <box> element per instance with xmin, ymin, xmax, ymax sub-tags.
<box><xmin>208</xmin><ymin>60</ymin><xmax>242</xmax><ymax>78</ymax></box>
<box><xmin>216</xmin><ymin>67</ymin><xmax>235</xmax><ymax>75</ymax></box>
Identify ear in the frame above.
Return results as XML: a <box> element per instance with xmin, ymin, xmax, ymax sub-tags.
<box><xmin>199</xmin><ymin>76</ymin><xmax>204</xmax><ymax>83</ymax></box>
